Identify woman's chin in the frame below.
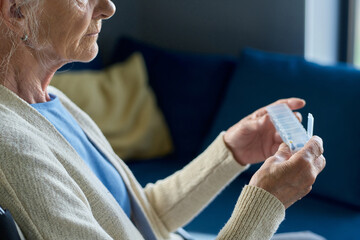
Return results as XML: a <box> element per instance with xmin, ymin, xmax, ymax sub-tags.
<box><xmin>82</xmin><ymin>51</ymin><xmax>99</xmax><ymax>63</ymax></box>
<box><xmin>81</xmin><ymin>54</ymin><xmax>98</xmax><ymax>63</ymax></box>
<box><xmin>74</xmin><ymin>44</ymin><xmax>99</xmax><ymax>63</ymax></box>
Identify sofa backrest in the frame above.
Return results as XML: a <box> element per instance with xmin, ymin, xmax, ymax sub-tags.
<box><xmin>111</xmin><ymin>37</ymin><xmax>237</xmax><ymax>162</ymax></box>
<box><xmin>203</xmin><ymin>48</ymin><xmax>360</xmax><ymax>209</ymax></box>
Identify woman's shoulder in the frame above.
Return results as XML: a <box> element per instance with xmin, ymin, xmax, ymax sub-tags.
<box><xmin>0</xmin><ymin>100</ymin><xmax>55</xmax><ymax>156</ymax></box>
<box><xmin>0</xmin><ymin>109</ymin><xmax>46</xmax><ymax>153</ymax></box>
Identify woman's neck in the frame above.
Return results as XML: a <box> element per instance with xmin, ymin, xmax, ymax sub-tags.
<box><xmin>1</xmin><ymin>46</ymin><xmax>63</xmax><ymax>104</ymax></box>
<box><xmin>3</xmin><ymin>72</ymin><xmax>52</xmax><ymax>104</ymax></box>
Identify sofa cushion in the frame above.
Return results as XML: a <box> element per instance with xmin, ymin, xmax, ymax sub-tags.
<box><xmin>111</xmin><ymin>37</ymin><xmax>237</xmax><ymax>160</ymax></box>
<box><xmin>275</xmin><ymin>194</ymin><xmax>360</xmax><ymax>240</ymax></box>
<box><xmin>203</xmin><ymin>48</ymin><xmax>360</xmax><ymax>208</ymax></box>
<box><xmin>130</xmin><ymin>156</ymin><xmax>360</xmax><ymax>240</ymax></box>
<box><xmin>186</xmin><ymin>175</ymin><xmax>360</xmax><ymax>240</ymax></box>
<box><xmin>52</xmin><ymin>53</ymin><xmax>173</xmax><ymax>161</ymax></box>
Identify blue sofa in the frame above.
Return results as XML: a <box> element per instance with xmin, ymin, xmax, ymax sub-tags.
<box><xmin>108</xmin><ymin>37</ymin><xmax>360</xmax><ymax>240</ymax></box>
<box><xmin>58</xmin><ymin>36</ymin><xmax>360</xmax><ymax>239</ymax></box>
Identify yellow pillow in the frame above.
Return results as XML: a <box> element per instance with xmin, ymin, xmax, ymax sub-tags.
<box><xmin>51</xmin><ymin>53</ymin><xmax>173</xmax><ymax>161</ymax></box>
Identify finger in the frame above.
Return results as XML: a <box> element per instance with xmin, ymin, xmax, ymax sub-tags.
<box><xmin>293</xmin><ymin>136</ymin><xmax>324</xmax><ymax>162</ymax></box>
<box><xmin>273</xmin><ymin>132</ymin><xmax>282</xmax><ymax>143</ymax></box>
<box><xmin>269</xmin><ymin>98</ymin><xmax>306</xmax><ymax>111</ymax></box>
<box><xmin>254</xmin><ymin>98</ymin><xmax>306</xmax><ymax>118</ymax></box>
<box><xmin>275</xmin><ymin>143</ymin><xmax>292</xmax><ymax>160</ymax></box>
<box><xmin>270</xmin><ymin>142</ymin><xmax>281</xmax><ymax>156</ymax></box>
<box><xmin>253</xmin><ymin>106</ymin><xmax>270</xmax><ymax>118</ymax></box>
<box><xmin>294</xmin><ymin>112</ymin><xmax>302</xmax><ymax>122</ymax></box>
<box><xmin>305</xmin><ymin>136</ymin><xmax>324</xmax><ymax>158</ymax></box>
<box><xmin>313</xmin><ymin>154</ymin><xmax>326</xmax><ymax>174</ymax></box>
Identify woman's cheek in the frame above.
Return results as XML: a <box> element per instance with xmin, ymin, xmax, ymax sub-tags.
<box><xmin>72</xmin><ymin>0</ymin><xmax>89</xmax><ymax>12</ymax></box>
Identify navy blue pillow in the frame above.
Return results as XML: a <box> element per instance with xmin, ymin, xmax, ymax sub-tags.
<box><xmin>111</xmin><ymin>37</ymin><xmax>236</xmax><ymax>160</ymax></box>
<box><xmin>203</xmin><ymin>48</ymin><xmax>360</xmax><ymax>208</ymax></box>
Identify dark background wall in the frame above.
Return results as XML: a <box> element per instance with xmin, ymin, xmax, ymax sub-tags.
<box><xmin>99</xmin><ymin>0</ymin><xmax>305</xmax><ymax>59</ymax></box>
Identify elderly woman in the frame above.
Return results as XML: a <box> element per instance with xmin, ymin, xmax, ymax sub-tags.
<box><xmin>0</xmin><ymin>0</ymin><xmax>326</xmax><ymax>239</ymax></box>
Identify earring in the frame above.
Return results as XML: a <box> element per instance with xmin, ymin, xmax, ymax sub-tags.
<box><xmin>21</xmin><ymin>34</ymin><xmax>28</xmax><ymax>42</ymax></box>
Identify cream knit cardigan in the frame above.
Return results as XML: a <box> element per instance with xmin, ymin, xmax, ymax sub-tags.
<box><xmin>0</xmin><ymin>84</ymin><xmax>285</xmax><ymax>240</ymax></box>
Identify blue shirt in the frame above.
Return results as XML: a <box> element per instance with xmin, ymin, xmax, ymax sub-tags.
<box><xmin>31</xmin><ymin>94</ymin><xmax>131</xmax><ymax>217</ymax></box>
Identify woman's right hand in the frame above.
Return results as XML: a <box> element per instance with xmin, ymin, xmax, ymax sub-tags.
<box><xmin>249</xmin><ymin>136</ymin><xmax>326</xmax><ymax>208</ymax></box>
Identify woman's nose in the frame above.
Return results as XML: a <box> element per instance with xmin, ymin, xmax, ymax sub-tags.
<box><xmin>93</xmin><ymin>0</ymin><xmax>116</xmax><ymax>21</ymax></box>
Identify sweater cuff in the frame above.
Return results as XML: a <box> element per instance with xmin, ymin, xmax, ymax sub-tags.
<box><xmin>217</xmin><ymin>185</ymin><xmax>285</xmax><ymax>240</ymax></box>
<box><xmin>215</xmin><ymin>131</ymin><xmax>250</xmax><ymax>173</ymax></box>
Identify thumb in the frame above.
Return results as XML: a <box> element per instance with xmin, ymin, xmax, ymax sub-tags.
<box><xmin>274</xmin><ymin>143</ymin><xmax>292</xmax><ymax>160</ymax></box>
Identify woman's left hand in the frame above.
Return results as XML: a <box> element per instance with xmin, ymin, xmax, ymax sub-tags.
<box><xmin>223</xmin><ymin>98</ymin><xmax>306</xmax><ymax>166</ymax></box>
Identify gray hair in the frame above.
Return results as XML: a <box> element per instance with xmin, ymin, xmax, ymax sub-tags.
<box><xmin>0</xmin><ymin>0</ymin><xmax>43</xmax><ymax>82</ymax></box>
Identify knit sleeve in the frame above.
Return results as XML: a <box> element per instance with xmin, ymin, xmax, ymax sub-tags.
<box><xmin>144</xmin><ymin>132</ymin><xmax>249</xmax><ymax>232</ymax></box>
<box><xmin>217</xmin><ymin>185</ymin><xmax>285</xmax><ymax>240</ymax></box>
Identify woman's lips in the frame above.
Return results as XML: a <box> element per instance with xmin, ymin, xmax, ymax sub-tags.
<box><xmin>86</xmin><ymin>32</ymin><xmax>99</xmax><ymax>36</ymax></box>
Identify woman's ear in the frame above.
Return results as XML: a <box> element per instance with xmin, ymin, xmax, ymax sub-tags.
<box><xmin>10</xmin><ymin>1</ymin><xmax>24</xmax><ymax>19</ymax></box>
<box><xmin>0</xmin><ymin>0</ymin><xmax>25</xmax><ymax>32</ymax></box>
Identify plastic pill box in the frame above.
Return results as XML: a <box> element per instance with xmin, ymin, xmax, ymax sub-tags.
<box><xmin>266</xmin><ymin>103</ymin><xmax>314</xmax><ymax>152</ymax></box>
